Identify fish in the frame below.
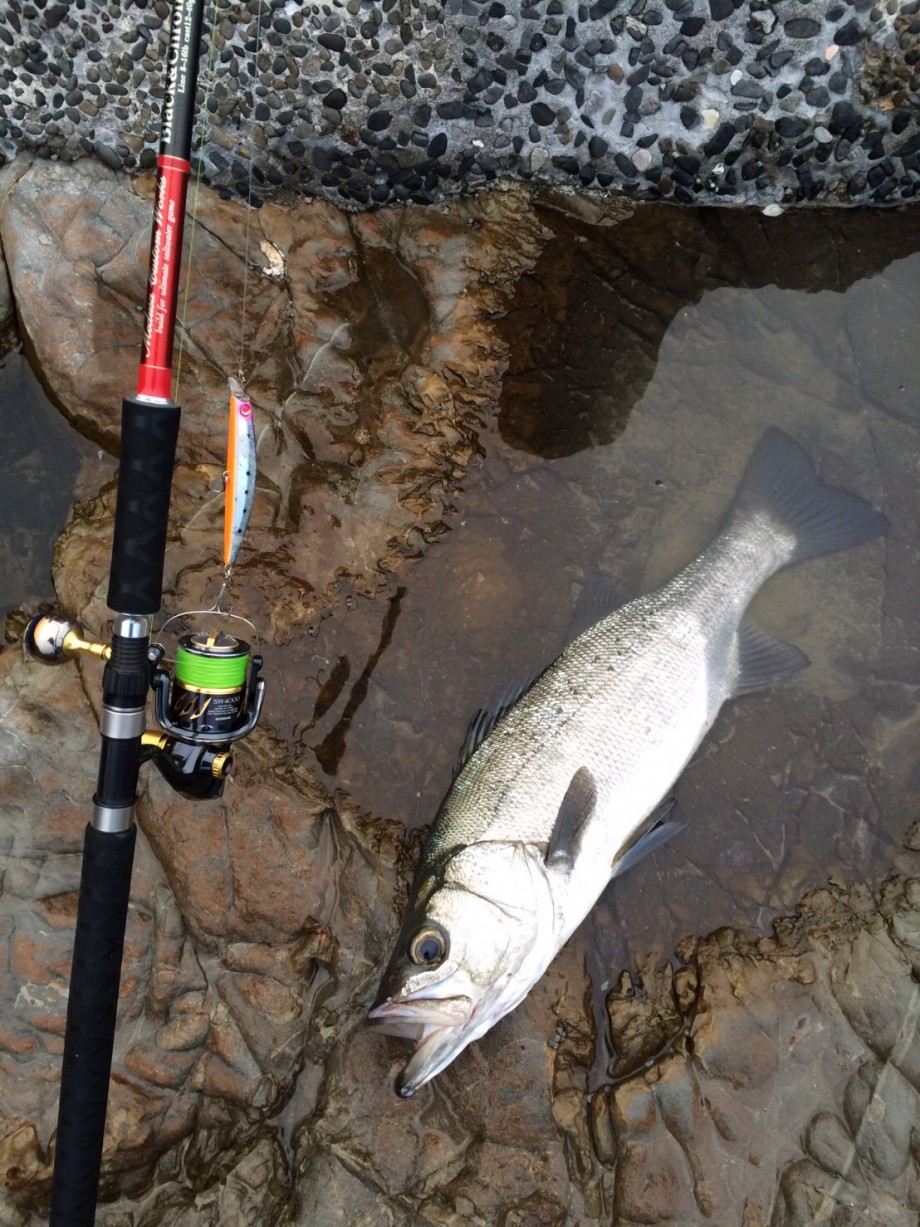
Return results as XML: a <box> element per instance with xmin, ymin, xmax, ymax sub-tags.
<box><xmin>368</xmin><ymin>428</ymin><xmax>888</xmax><ymax>1098</ymax></box>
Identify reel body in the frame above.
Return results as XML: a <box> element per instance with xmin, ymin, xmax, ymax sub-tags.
<box><xmin>149</xmin><ymin>620</ymin><xmax>265</xmax><ymax>798</ymax></box>
<box><xmin>26</xmin><ymin>611</ymin><xmax>266</xmax><ymax>801</ymax></box>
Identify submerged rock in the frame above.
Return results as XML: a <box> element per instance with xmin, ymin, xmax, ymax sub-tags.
<box><xmin>5</xmin><ymin>645</ymin><xmax>917</xmax><ymax>1227</ymax></box>
<box><xmin>1</xmin><ymin>1</ymin><xmax>919</xmax><ymax>208</ymax></box>
<box><xmin>0</xmin><ymin>157</ymin><xmax>547</xmax><ymax>643</ymax></box>
<box><xmin>0</xmin><ymin>155</ymin><xmax>918</xmax><ymax>1224</ymax></box>
<box><xmin>546</xmin><ymin>876</ymin><xmax>920</xmax><ymax>1227</ymax></box>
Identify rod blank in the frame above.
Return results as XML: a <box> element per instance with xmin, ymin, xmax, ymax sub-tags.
<box><xmin>49</xmin><ymin>825</ymin><xmax>137</xmax><ymax>1227</ymax></box>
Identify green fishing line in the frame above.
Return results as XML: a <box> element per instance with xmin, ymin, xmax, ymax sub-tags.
<box><xmin>176</xmin><ymin>642</ymin><xmax>248</xmax><ymax>689</ymax></box>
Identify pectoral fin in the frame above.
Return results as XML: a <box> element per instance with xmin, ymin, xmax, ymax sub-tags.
<box><xmin>545</xmin><ymin>767</ymin><xmax>597</xmax><ymax>869</ymax></box>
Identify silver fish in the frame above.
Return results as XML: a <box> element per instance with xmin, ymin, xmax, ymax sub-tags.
<box><xmin>369</xmin><ymin>428</ymin><xmax>887</xmax><ymax>1097</ymax></box>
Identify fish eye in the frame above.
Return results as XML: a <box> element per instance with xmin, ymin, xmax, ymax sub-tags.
<box><xmin>408</xmin><ymin>924</ymin><xmax>448</xmax><ymax>967</ymax></box>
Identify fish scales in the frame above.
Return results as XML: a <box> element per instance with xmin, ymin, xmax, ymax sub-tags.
<box><xmin>370</xmin><ymin>428</ymin><xmax>888</xmax><ymax>1097</ymax></box>
<box><xmin>434</xmin><ymin>525</ymin><xmax>780</xmax><ymax>853</ymax></box>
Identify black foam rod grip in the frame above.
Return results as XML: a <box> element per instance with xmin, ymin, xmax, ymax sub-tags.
<box><xmin>107</xmin><ymin>396</ymin><xmax>181</xmax><ymax>616</ymax></box>
<box><xmin>49</xmin><ymin>824</ymin><xmax>137</xmax><ymax>1227</ymax></box>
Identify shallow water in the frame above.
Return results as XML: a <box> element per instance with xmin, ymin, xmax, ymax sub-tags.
<box><xmin>292</xmin><ymin>204</ymin><xmax>919</xmax><ymax>987</ymax></box>
<box><xmin>3</xmin><ymin>203</ymin><xmax>919</xmax><ymax>1171</ymax></box>
<box><xmin>0</xmin><ymin>351</ymin><xmax>113</xmax><ymax>623</ymax></box>
<box><xmin>4</xmin><ymin>206</ymin><xmax>916</xmax><ymax>924</ymax></box>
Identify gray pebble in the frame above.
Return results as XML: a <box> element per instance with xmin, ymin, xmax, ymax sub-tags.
<box><xmin>0</xmin><ymin>0</ymin><xmax>915</xmax><ymax>210</ymax></box>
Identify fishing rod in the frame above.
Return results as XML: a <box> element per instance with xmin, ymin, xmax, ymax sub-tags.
<box><xmin>24</xmin><ymin>2</ymin><xmax>264</xmax><ymax>1221</ymax></box>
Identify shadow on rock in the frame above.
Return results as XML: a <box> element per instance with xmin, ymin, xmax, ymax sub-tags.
<box><xmin>498</xmin><ymin>201</ymin><xmax>920</xmax><ymax>458</ymax></box>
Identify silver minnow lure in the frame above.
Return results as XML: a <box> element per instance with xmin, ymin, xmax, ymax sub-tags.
<box><xmin>223</xmin><ymin>376</ymin><xmax>256</xmax><ymax>573</ymax></box>
<box><xmin>369</xmin><ymin>428</ymin><xmax>888</xmax><ymax>1097</ymax></box>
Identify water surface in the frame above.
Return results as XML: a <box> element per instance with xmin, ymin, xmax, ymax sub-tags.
<box><xmin>296</xmin><ymin>204</ymin><xmax>919</xmax><ymax>976</ymax></box>
<box><xmin>3</xmin><ymin>201</ymin><xmax>919</xmax><ymax>1220</ymax></box>
<box><xmin>0</xmin><ymin>352</ymin><xmax>112</xmax><ymax>624</ymax></box>
<box><xmin>4</xmin><ymin>201</ymin><xmax>917</xmax><ymax>1091</ymax></box>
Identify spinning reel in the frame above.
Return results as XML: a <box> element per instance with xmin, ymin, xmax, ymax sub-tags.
<box><xmin>25</xmin><ymin>610</ymin><xmax>265</xmax><ymax>800</ymax></box>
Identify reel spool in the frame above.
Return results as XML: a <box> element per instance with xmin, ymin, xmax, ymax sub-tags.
<box><xmin>148</xmin><ymin>610</ymin><xmax>265</xmax><ymax>799</ymax></box>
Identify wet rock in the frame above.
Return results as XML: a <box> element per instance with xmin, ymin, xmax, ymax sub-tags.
<box><xmin>2</xmin><ymin>591</ymin><xmax>920</xmax><ymax>1227</ymax></box>
<box><xmin>0</xmin><ymin>637</ymin><xmax>398</xmax><ymax>1224</ymax></box>
<box><xmin>0</xmin><ymin>155</ymin><xmax>918</xmax><ymax>1226</ymax></box>
<box><xmin>93</xmin><ymin>1131</ymin><xmax>291</xmax><ymax>1227</ymax></box>
<box><xmin>0</xmin><ymin>353</ymin><xmax>108</xmax><ymax>621</ymax></box>
<box><xmin>292</xmin><ymin>962</ymin><xmax>588</xmax><ymax>1226</ymax></box>
<box><xmin>606</xmin><ymin>958</ymin><xmax>683</xmax><ymax>1075</ymax></box>
<box><xmin>563</xmin><ymin>875</ymin><xmax>920</xmax><ymax>1227</ymax></box>
<box><xmin>0</xmin><ymin>164</ymin><xmax>22</xmax><ymax>358</ymax></box>
<box><xmin>0</xmin><ymin>162</ymin><xmax>150</xmax><ymax>450</ymax></box>
<box><xmin>0</xmin><ymin>159</ymin><xmax>546</xmax><ymax>647</ymax></box>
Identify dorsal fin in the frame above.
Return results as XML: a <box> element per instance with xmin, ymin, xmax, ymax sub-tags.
<box><xmin>453</xmin><ymin>574</ymin><xmax>627</xmax><ymax>779</ymax></box>
<box><xmin>545</xmin><ymin>767</ymin><xmax>597</xmax><ymax>869</ymax></box>
<box><xmin>565</xmin><ymin>572</ymin><xmax>627</xmax><ymax>643</ymax></box>
<box><xmin>454</xmin><ymin>673</ymin><xmax>545</xmax><ymax>777</ymax></box>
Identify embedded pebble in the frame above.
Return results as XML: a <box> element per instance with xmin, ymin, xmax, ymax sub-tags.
<box><xmin>0</xmin><ymin>0</ymin><xmax>918</xmax><ymax>209</ymax></box>
<box><xmin>632</xmin><ymin>148</ymin><xmax>652</xmax><ymax>172</ymax></box>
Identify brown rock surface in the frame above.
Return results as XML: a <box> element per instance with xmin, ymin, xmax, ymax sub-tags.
<box><xmin>0</xmin><ymin>156</ymin><xmax>557</xmax><ymax>1224</ymax></box>
<box><xmin>0</xmin><ymin>158</ymin><xmax>547</xmax><ymax>642</ymax></box>
<box><xmin>0</xmin><ymin>158</ymin><xmax>918</xmax><ymax>1226</ymax></box>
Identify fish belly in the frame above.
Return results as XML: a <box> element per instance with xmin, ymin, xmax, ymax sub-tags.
<box><xmin>551</xmin><ymin>616</ymin><xmax>721</xmax><ymax>940</ymax></box>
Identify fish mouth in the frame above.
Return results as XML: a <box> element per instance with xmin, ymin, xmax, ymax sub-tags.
<box><xmin>368</xmin><ymin>994</ymin><xmax>475</xmax><ymax>1097</ymax></box>
<box><xmin>368</xmin><ymin>994</ymin><xmax>473</xmax><ymax>1033</ymax></box>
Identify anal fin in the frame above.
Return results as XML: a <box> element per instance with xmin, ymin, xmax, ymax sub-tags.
<box><xmin>731</xmin><ymin>619</ymin><xmax>809</xmax><ymax>698</ymax></box>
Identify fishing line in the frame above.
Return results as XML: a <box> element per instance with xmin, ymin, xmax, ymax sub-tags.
<box><xmin>167</xmin><ymin>1</ymin><xmax>264</xmax><ymax>615</ymax></box>
<box><xmin>173</xmin><ymin>0</ymin><xmax>221</xmax><ymax>402</ymax></box>
<box><xmin>237</xmin><ymin>0</ymin><xmax>263</xmax><ymax>385</ymax></box>
<box><xmin>213</xmin><ymin>0</ymin><xmax>264</xmax><ymax>611</ymax></box>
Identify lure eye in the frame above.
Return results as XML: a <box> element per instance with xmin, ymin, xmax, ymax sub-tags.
<box><xmin>408</xmin><ymin>924</ymin><xmax>448</xmax><ymax>967</ymax></box>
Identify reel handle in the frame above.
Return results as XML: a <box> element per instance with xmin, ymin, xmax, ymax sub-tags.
<box><xmin>24</xmin><ymin>612</ymin><xmax>267</xmax><ymax>801</ymax></box>
<box><xmin>25</xmin><ymin>613</ymin><xmax>111</xmax><ymax>664</ymax></box>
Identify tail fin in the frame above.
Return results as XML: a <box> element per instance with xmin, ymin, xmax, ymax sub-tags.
<box><xmin>727</xmin><ymin>428</ymin><xmax>888</xmax><ymax>567</ymax></box>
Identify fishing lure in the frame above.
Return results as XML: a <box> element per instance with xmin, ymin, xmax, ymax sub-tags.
<box><xmin>223</xmin><ymin>376</ymin><xmax>256</xmax><ymax>575</ymax></box>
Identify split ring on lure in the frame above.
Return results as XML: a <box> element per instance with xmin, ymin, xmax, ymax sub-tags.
<box><xmin>223</xmin><ymin>376</ymin><xmax>256</xmax><ymax>573</ymax></box>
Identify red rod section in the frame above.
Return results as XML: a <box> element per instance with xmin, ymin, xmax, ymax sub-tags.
<box><xmin>136</xmin><ymin>153</ymin><xmax>191</xmax><ymax>401</ymax></box>
<box><xmin>135</xmin><ymin>0</ymin><xmax>204</xmax><ymax>402</ymax></box>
